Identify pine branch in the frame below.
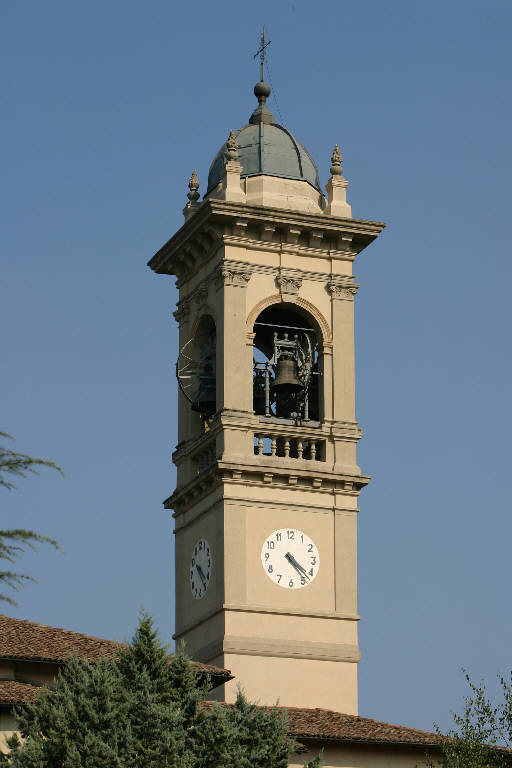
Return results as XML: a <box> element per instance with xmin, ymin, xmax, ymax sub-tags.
<box><xmin>0</xmin><ymin>530</ymin><xmax>62</xmax><ymax>605</ymax></box>
<box><xmin>0</xmin><ymin>432</ymin><xmax>63</xmax><ymax>490</ymax></box>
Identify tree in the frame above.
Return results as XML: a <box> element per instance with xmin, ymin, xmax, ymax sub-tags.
<box><xmin>430</xmin><ymin>671</ymin><xmax>512</xmax><ymax>768</ymax></box>
<box><xmin>3</xmin><ymin>656</ymin><xmax>134</xmax><ymax>768</ymax></box>
<box><xmin>1</xmin><ymin>431</ymin><xmax>63</xmax><ymax>605</ymax></box>
<box><xmin>1</xmin><ymin>612</ymin><xmax>316</xmax><ymax>768</ymax></box>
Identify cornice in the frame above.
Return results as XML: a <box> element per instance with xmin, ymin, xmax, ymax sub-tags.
<box><xmin>168</xmin><ymin>458</ymin><xmax>370</xmax><ymax>516</ymax></box>
<box><xmin>183</xmin><ymin>635</ymin><xmax>360</xmax><ymax>665</ymax></box>
<box><xmin>173</xmin><ymin>603</ymin><xmax>360</xmax><ymax>641</ymax></box>
<box><xmin>148</xmin><ymin>199</ymin><xmax>386</xmax><ymax>281</ymax></box>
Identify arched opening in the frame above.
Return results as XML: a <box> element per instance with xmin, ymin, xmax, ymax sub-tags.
<box><xmin>252</xmin><ymin>303</ymin><xmax>320</xmax><ymax>423</ymax></box>
<box><xmin>177</xmin><ymin>314</ymin><xmax>216</xmax><ymax>430</ymax></box>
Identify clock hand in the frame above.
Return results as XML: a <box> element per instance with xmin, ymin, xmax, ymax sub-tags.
<box><xmin>284</xmin><ymin>552</ymin><xmax>310</xmax><ymax>581</ymax></box>
<box><xmin>195</xmin><ymin>564</ymin><xmax>207</xmax><ymax>589</ymax></box>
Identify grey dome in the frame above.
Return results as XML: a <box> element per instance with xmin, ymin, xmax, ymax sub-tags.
<box><xmin>207</xmin><ymin>122</ymin><xmax>322</xmax><ymax>195</ymax></box>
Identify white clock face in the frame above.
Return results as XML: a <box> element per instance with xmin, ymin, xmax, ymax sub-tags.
<box><xmin>189</xmin><ymin>539</ymin><xmax>212</xmax><ymax>600</ymax></box>
<box><xmin>261</xmin><ymin>528</ymin><xmax>320</xmax><ymax>589</ymax></box>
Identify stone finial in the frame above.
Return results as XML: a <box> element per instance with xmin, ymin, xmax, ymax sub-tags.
<box><xmin>330</xmin><ymin>144</ymin><xmax>343</xmax><ymax>176</ymax></box>
<box><xmin>324</xmin><ymin>145</ymin><xmax>352</xmax><ymax>218</ymax></box>
<box><xmin>187</xmin><ymin>170</ymin><xmax>200</xmax><ymax>202</ymax></box>
<box><xmin>224</xmin><ymin>130</ymin><xmax>238</xmax><ymax>162</ymax></box>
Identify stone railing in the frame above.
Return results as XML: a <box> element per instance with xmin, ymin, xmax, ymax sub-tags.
<box><xmin>254</xmin><ymin>433</ymin><xmax>325</xmax><ymax>462</ymax></box>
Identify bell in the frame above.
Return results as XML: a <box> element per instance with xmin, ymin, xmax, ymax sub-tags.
<box><xmin>271</xmin><ymin>354</ymin><xmax>303</xmax><ymax>395</ymax></box>
<box><xmin>191</xmin><ymin>377</ymin><xmax>216</xmax><ymax>416</ymax></box>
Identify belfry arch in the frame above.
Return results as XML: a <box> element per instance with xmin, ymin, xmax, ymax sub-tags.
<box><xmin>251</xmin><ymin>301</ymin><xmax>324</xmax><ymax>423</ymax></box>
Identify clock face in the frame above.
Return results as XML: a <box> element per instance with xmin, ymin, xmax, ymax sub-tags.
<box><xmin>261</xmin><ymin>528</ymin><xmax>320</xmax><ymax>589</ymax></box>
<box><xmin>189</xmin><ymin>538</ymin><xmax>212</xmax><ymax>600</ymax></box>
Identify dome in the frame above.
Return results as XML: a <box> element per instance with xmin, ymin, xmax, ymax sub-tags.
<box><xmin>206</xmin><ymin>81</ymin><xmax>322</xmax><ymax>195</ymax></box>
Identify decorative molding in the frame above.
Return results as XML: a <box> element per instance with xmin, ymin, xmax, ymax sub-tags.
<box><xmin>194</xmin><ymin>282</ymin><xmax>209</xmax><ymax>307</ymax></box>
<box><xmin>190</xmin><ymin>636</ymin><xmax>360</xmax><ymax>665</ymax></box>
<box><xmin>287</xmin><ymin>226</ymin><xmax>301</xmax><ymax>245</ymax></box>
<box><xmin>148</xmin><ymin>199</ymin><xmax>386</xmax><ymax>280</ymax></box>
<box><xmin>173</xmin><ymin>299</ymin><xmax>191</xmax><ymax>324</ymax></box>
<box><xmin>215</xmin><ymin>264</ymin><xmax>252</xmax><ymax>288</ymax></box>
<box><xmin>173</xmin><ymin>603</ymin><xmax>360</xmax><ymax>641</ymax></box>
<box><xmin>276</xmin><ymin>273</ymin><xmax>302</xmax><ymax>297</ymax></box>
<box><xmin>327</xmin><ymin>281</ymin><xmax>359</xmax><ymax>301</ymax></box>
<box><xmin>261</xmin><ymin>223</ymin><xmax>276</xmax><ymax>242</ymax></box>
<box><xmin>246</xmin><ymin>294</ymin><xmax>332</xmax><ymax>345</ymax></box>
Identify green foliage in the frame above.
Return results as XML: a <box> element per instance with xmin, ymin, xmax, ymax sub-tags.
<box><xmin>2</xmin><ymin>656</ymin><xmax>134</xmax><ymax>767</ymax></box>
<box><xmin>428</xmin><ymin>671</ymin><xmax>512</xmax><ymax>768</ymax></box>
<box><xmin>191</xmin><ymin>691</ymin><xmax>293</xmax><ymax>768</ymax></box>
<box><xmin>0</xmin><ymin>431</ymin><xmax>63</xmax><ymax>605</ymax></box>
<box><xmin>2</xmin><ymin>612</ymin><xmax>303</xmax><ymax>768</ymax></box>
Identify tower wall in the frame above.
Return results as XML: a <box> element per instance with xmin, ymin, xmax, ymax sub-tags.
<box><xmin>150</xmin><ymin>199</ymin><xmax>384</xmax><ymax>713</ymax></box>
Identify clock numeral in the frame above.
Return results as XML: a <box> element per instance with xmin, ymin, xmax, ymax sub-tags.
<box><xmin>261</xmin><ymin>529</ymin><xmax>319</xmax><ymax>590</ymax></box>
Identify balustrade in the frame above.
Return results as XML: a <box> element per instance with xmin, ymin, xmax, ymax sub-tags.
<box><xmin>254</xmin><ymin>433</ymin><xmax>324</xmax><ymax>462</ymax></box>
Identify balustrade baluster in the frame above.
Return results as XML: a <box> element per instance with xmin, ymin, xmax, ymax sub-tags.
<box><xmin>271</xmin><ymin>437</ymin><xmax>277</xmax><ymax>456</ymax></box>
<box><xmin>257</xmin><ymin>435</ymin><xmax>263</xmax><ymax>455</ymax></box>
<box><xmin>284</xmin><ymin>439</ymin><xmax>290</xmax><ymax>458</ymax></box>
<box><xmin>297</xmin><ymin>440</ymin><xmax>303</xmax><ymax>459</ymax></box>
<box><xmin>310</xmin><ymin>441</ymin><xmax>317</xmax><ymax>460</ymax></box>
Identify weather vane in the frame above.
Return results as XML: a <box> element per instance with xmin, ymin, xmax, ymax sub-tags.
<box><xmin>254</xmin><ymin>25</ymin><xmax>271</xmax><ymax>82</ymax></box>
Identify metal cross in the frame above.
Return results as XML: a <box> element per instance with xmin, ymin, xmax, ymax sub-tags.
<box><xmin>254</xmin><ymin>26</ymin><xmax>271</xmax><ymax>82</ymax></box>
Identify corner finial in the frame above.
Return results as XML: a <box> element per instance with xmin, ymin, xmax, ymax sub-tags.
<box><xmin>225</xmin><ymin>130</ymin><xmax>238</xmax><ymax>162</ymax></box>
<box><xmin>187</xmin><ymin>170</ymin><xmax>200</xmax><ymax>202</ymax></box>
<box><xmin>325</xmin><ymin>145</ymin><xmax>351</xmax><ymax>218</ymax></box>
<box><xmin>330</xmin><ymin>144</ymin><xmax>343</xmax><ymax>176</ymax></box>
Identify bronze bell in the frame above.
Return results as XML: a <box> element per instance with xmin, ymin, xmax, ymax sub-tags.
<box><xmin>191</xmin><ymin>377</ymin><xmax>216</xmax><ymax>415</ymax></box>
<box><xmin>271</xmin><ymin>354</ymin><xmax>303</xmax><ymax>395</ymax></box>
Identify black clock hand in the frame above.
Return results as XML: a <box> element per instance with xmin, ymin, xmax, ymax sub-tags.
<box><xmin>195</xmin><ymin>564</ymin><xmax>207</xmax><ymax>589</ymax></box>
<box><xmin>285</xmin><ymin>552</ymin><xmax>310</xmax><ymax>581</ymax></box>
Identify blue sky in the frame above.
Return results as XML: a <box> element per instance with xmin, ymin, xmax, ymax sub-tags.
<box><xmin>2</xmin><ymin>0</ymin><xmax>512</xmax><ymax>733</ymax></box>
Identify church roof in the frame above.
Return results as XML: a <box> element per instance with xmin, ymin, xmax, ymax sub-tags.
<box><xmin>206</xmin><ymin>80</ymin><xmax>321</xmax><ymax>194</ymax></box>
<box><xmin>285</xmin><ymin>706</ymin><xmax>438</xmax><ymax>748</ymax></box>
<box><xmin>0</xmin><ymin>615</ymin><xmax>231</xmax><ymax>684</ymax></box>
<box><xmin>0</xmin><ymin>680</ymin><xmax>438</xmax><ymax>748</ymax></box>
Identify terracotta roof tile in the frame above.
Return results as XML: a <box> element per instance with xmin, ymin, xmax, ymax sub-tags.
<box><xmin>0</xmin><ymin>680</ymin><xmax>39</xmax><ymax>705</ymax></box>
<box><xmin>284</xmin><ymin>706</ymin><xmax>437</xmax><ymax>747</ymax></box>
<box><xmin>201</xmin><ymin>702</ymin><xmax>438</xmax><ymax>748</ymax></box>
<box><xmin>0</xmin><ymin>615</ymin><xmax>230</xmax><ymax>681</ymax></box>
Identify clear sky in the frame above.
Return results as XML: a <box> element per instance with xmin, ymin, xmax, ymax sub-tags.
<box><xmin>2</xmin><ymin>0</ymin><xmax>512</xmax><ymax>734</ymax></box>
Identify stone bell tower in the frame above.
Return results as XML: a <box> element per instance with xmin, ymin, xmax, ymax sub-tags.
<box><xmin>148</xmin><ymin>76</ymin><xmax>385</xmax><ymax>713</ymax></box>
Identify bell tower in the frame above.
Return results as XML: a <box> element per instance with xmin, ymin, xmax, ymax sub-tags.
<box><xmin>149</xmin><ymin>76</ymin><xmax>385</xmax><ymax>713</ymax></box>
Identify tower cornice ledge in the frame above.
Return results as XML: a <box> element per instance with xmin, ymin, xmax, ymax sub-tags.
<box><xmin>148</xmin><ymin>199</ymin><xmax>386</xmax><ymax>278</ymax></box>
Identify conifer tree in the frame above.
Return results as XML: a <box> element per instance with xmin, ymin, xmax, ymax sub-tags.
<box><xmin>2</xmin><ymin>656</ymin><xmax>134</xmax><ymax>767</ymax></box>
<box><xmin>1</xmin><ymin>612</ymin><xmax>318</xmax><ymax>768</ymax></box>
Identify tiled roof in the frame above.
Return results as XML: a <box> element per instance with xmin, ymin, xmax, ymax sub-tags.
<box><xmin>200</xmin><ymin>701</ymin><xmax>438</xmax><ymax>748</ymax></box>
<box><xmin>0</xmin><ymin>685</ymin><xmax>437</xmax><ymax>748</ymax></box>
<box><xmin>0</xmin><ymin>615</ymin><xmax>230</xmax><ymax>681</ymax></box>
<box><xmin>285</xmin><ymin>706</ymin><xmax>438</xmax><ymax>747</ymax></box>
<box><xmin>0</xmin><ymin>680</ymin><xmax>39</xmax><ymax>705</ymax></box>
